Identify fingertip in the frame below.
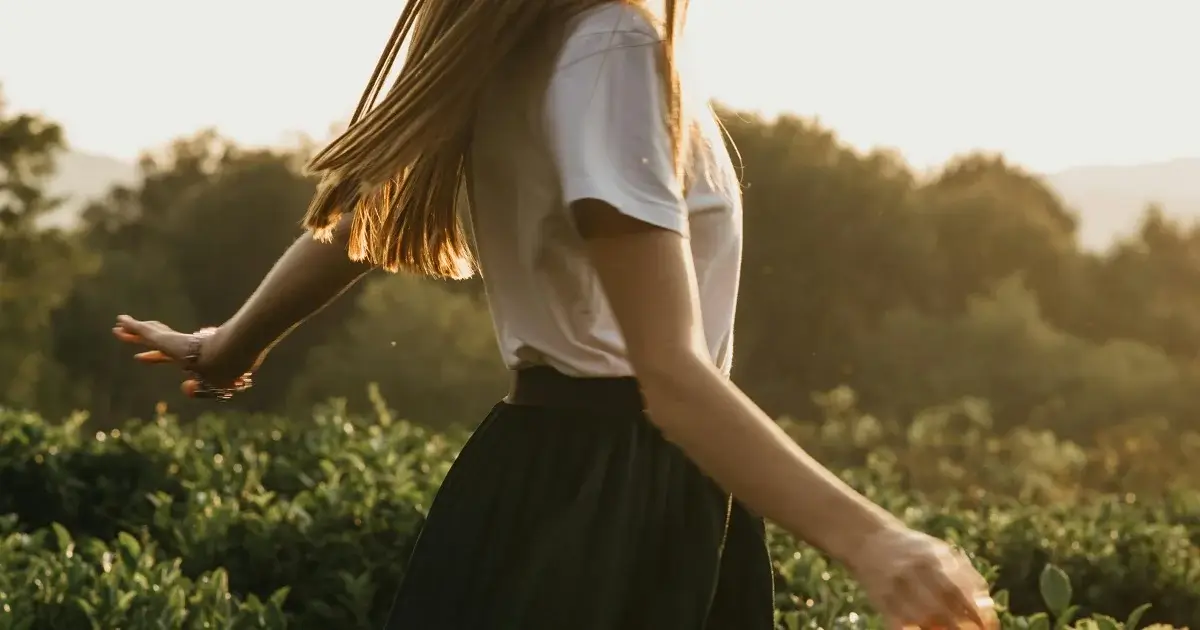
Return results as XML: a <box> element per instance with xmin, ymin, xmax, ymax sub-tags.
<box><xmin>182</xmin><ymin>380</ymin><xmax>198</xmax><ymax>397</ymax></box>
<box><xmin>134</xmin><ymin>351</ymin><xmax>167</xmax><ymax>363</ymax></box>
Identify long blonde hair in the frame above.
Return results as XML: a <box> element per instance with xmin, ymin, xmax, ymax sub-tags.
<box><xmin>302</xmin><ymin>0</ymin><xmax>690</xmax><ymax>279</ymax></box>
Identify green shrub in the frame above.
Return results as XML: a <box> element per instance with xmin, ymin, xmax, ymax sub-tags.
<box><xmin>0</xmin><ymin>516</ymin><xmax>288</xmax><ymax>630</ymax></box>
<box><xmin>0</xmin><ymin>398</ymin><xmax>1195</xmax><ymax>629</ymax></box>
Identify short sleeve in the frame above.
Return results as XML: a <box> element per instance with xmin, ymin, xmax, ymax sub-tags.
<box><xmin>545</xmin><ymin>25</ymin><xmax>687</xmax><ymax>235</ymax></box>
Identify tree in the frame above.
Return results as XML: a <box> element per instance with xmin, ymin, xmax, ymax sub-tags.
<box><xmin>719</xmin><ymin>110</ymin><xmax>941</xmax><ymax>415</ymax></box>
<box><xmin>0</xmin><ymin>87</ymin><xmax>93</xmax><ymax>408</ymax></box>
<box><xmin>1082</xmin><ymin>206</ymin><xmax>1200</xmax><ymax>359</ymax></box>
<box><xmin>15</xmin><ymin>98</ymin><xmax>1200</xmax><ymax>450</ymax></box>
<box><xmin>916</xmin><ymin>154</ymin><xmax>1085</xmax><ymax>321</ymax></box>
<box><xmin>850</xmin><ymin>276</ymin><xmax>1194</xmax><ymax>440</ymax></box>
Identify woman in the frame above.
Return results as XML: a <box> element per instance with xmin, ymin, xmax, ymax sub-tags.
<box><xmin>114</xmin><ymin>0</ymin><xmax>998</xmax><ymax>628</ymax></box>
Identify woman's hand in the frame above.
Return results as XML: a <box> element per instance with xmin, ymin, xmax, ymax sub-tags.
<box><xmin>112</xmin><ymin>314</ymin><xmax>261</xmax><ymax>397</ymax></box>
<box><xmin>848</xmin><ymin>525</ymin><xmax>999</xmax><ymax>630</ymax></box>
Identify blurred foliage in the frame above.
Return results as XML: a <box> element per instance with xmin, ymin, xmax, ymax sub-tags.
<box><xmin>6</xmin><ymin>88</ymin><xmax>1200</xmax><ymax>439</ymax></box>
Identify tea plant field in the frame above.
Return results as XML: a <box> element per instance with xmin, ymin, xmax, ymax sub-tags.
<box><xmin>0</xmin><ymin>402</ymin><xmax>1195</xmax><ymax>629</ymax></box>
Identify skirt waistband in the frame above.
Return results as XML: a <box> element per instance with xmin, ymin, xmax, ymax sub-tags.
<box><xmin>506</xmin><ymin>366</ymin><xmax>646</xmax><ymax>412</ymax></box>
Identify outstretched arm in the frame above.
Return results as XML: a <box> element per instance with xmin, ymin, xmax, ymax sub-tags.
<box><xmin>114</xmin><ymin>213</ymin><xmax>373</xmax><ymax>385</ymax></box>
<box><xmin>208</xmin><ymin>213</ymin><xmax>373</xmax><ymax>365</ymax></box>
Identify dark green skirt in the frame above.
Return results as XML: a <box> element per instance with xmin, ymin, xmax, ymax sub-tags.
<box><xmin>383</xmin><ymin>396</ymin><xmax>776</xmax><ymax>629</ymax></box>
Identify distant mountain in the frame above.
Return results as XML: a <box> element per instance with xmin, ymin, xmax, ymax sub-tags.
<box><xmin>41</xmin><ymin>151</ymin><xmax>1198</xmax><ymax>251</ymax></box>
<box><xmin>40</xmin><ymin>151</ymin><xmax>139</xmax><ymax>229</ymax></box>
<box><xmin>1045</xmin><ymin>158</ymin><xmax>1200</xmax><ymax>251</ymax></box>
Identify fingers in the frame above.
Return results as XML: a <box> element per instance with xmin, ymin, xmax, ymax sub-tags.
<box><xmin>114</xmin><ymin>315</ymin><xmax>192</xmax><ymax>364</ymax></box>
<box><xmin>182</xmin><ymin>379</ymin><xmax>229</xmax><ymax>400</ymax></box>
<box><xmin>113</xmin><ymin>327</ymin><xmax>163</xmax><ymax>362</ymax></box>
<box><xmin>135</xmin><ymin>350</ymin><xmax>173</xmax><ymax>364</ymax></box>
<box><xmin>113</xmin><ymin>314</ymin><xmax>158</xmax><ymax>349</ymax></box>
<box><xmin>974</xmin><ymin>596</ymin><xmax>1000</xmax><ymax>630</ymax></box>
<box><xmin>912</xmin><ymin>553</ymin><xmax>992</xmax><ymax>629</ymax></box>
<box><xmin>114</xmin><ymin>317</ymin><xmax>237</xmax><ymax>400</ymax></box>
<box><xmin>114</xmin><ymin>315</ymin><xmax>173</xmax><ymax>344</ymax></box>
<box><xmin>115</xmin><ymin>314</ymin><xmax>151</xmax><ymax>337</ymax></box>
<box><xmin>112</xmin><ymin>327</ymin><xmax>144</xmax><ymax>344</ymax></box>
<box><xmin>881</xmin><ymin>555</ymin><xmax>993</xmax><ymax>629</ymax></box>
<box><xmin>931</xmin><ymin>561</ymin><xmax>987</xmax><ymax>627</ymax></box>
<box><xmin>950</xmin><ymin>552</ymin><xmax>997</xmax><ymax>630</ymax></box>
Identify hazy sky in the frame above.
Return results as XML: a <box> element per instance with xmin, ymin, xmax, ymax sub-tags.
<box><xmin>1</xmin><ymin>0</ymin><xmax>1195</xmax><ymax>173</ymax></box>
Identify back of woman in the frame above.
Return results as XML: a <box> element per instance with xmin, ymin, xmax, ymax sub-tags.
<box><xmin>467</xmin><ymin>2</ymin><xmax>743</xmax><ymax>381</ymax></box>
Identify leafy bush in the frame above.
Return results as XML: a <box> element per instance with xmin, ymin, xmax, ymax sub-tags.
<box><xmin>0</xmin><ymin>516</ymin><xmax>288</xmax><ymax>630</ymax></box>
<box><xmin>0</xmin><ymin>394</ymin><xmax>1195</xmax><ymax>629</ymax></box>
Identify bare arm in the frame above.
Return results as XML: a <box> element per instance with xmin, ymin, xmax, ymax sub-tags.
<box><xmin>208</xmin><ymin>213</ymin><xmax>373</xmax><ymax>365</ymax></box>
<box><xmin>574</xmin><ymin>201</ymin><xmax>900</xmax><ymax>564</ymax></box>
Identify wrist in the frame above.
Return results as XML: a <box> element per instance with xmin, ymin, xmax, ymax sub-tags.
<box><xmin>823</xmin><ymin>503</ymin><xmax>904</xmax><ymax>570</ymax></box>
<box><xmin>206</xmin><ymin>319</ymin><xmax>266</xmax><ymax>372</ymax></box>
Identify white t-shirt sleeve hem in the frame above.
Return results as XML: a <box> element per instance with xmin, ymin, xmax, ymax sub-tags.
<box><xmin>560</xmin><ymin>176</ymin><xmax>689</xmax><ymax>235</ymax></box>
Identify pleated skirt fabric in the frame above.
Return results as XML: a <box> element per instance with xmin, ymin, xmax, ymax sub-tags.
<box><xmin>382</xmin><ymin>400</ymin><xmax>776</xmax><ymax>629</ymax></box>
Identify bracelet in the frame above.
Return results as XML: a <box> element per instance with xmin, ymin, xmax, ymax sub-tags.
<box><xmin>184</xmin><ymin>327</ymin><xmax>254</xmax><ymax>401</ymax></box>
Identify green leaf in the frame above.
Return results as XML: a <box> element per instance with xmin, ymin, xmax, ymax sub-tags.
<box><xmin>268</xmin><ymin>586</ymin><xmax>291</xmax><ymax>611</ymax></box>
<box><xmin>72</xmin><ymin>596</ymin><xmax>97</xmax><ymax>622</ymax></box>
<box><xmin>1093</xmin><ymin>614</ymin><xmax>1121</xmax><ymax>630</ymax></box>
<box><xmin>991</xmin><ymin>589</ymin><xmax>1010</xmax><ymax>612</ymax></box>
<box><xmin>116</xmin><ymin>591</ymin><xmax>136</xmax><ymax>612</ymax></box>
<box><xmin>1054</xmin><ymin>604</ymin><xmax>1079</xmax><ymax>629</ymax></box>
<box><xmin>50</xmin><ymin>522</ymin><xmax>72</xmax><ymax>553</ymax></box>
<box><xmin>1027</xmin><ymin>612</ymin><xmax>1051</xmax><ymax>630</ymax></box>
<box><xmin>1038</xmin><ymin>564</ymin><xmax>1072</xmax><ymax>616</ymax></box>
<box><xmin>1124</xmin><ymin>603</ymin><xmax>1151</xmax><ymax>630</ymax></box>
<box><xmin>115</xmin><ymin>531</ymin><xmax>141</xmax><ymax>560</ymax></box>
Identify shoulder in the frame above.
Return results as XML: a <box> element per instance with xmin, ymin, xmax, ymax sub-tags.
<box><xmin>557</xmin><ymin>3</ymin><xmax>663</xmax><ymax>69</ymax></box>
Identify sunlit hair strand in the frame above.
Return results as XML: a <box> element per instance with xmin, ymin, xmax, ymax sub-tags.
<box><xmin>302</xmin><ymin>0</ymin><xmax>689</xmax><ymax>279</ymax></box>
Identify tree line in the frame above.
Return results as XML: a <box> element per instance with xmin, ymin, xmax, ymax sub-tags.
<box><xmin>4</xmin><ymin>87</ymin><xmax>1200</xmax><ymax>454</ymax></box>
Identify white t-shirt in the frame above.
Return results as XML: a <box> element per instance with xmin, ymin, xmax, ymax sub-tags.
<box><xmin>466</xmin><ymin>2</ymin><xmax>743</xmax><ymax>378</ymax></box>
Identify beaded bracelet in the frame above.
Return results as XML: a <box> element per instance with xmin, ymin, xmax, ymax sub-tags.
<box><xmin>184</xmin><ymin>327</ymin><xmax>254</xmax><ymax>401</ymax></box>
